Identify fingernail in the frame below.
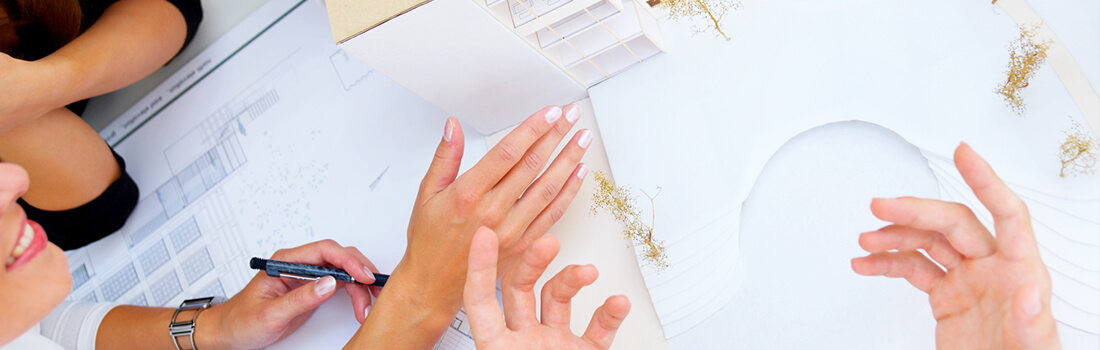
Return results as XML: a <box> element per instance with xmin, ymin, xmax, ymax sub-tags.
<box><xmin>1023</xmin><ymin>288</ymin><xmax>1042</xmax><ymax>318</ymax></box>
<box><xmin>577</xmin><ymin>130</ymin><xmax>593</xmax><ymax>149</ymax></box>
<box><xmin>443</xmin><ymin>119</ymin><xmax>454</xmax><ymax>142</ymax></box>
<box><xmin>314</xmin><ymin>276</ymin><xmax>336</xmax><ymax>297</ymax></box>
<box><xmin>545</xmin><ymin>106</ymin><xmax>562</xmax><ymax>124</ymax></box>
<box><xmin>564</xmin><ymin>105</ymin><xmax>581</xmax><ymax>123</ymax></box>
<box><xmin>363</xmin><ymin>266</ymin><xmax>376</xmax><ymax>282</ymax></box>
<box><xmin>364</xmin><ymin>305</ymin><xmax>372</xmax><ymax>316</ymax></box>
<box><xmin>576</xmin><ymin>164</ymin><xmax>589</xmax><ymax>179</ymax></box>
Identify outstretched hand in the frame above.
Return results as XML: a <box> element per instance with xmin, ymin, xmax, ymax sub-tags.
<box><xmin>852</xmin><ymin>143</ymin><xmax>1061</xmax><ymax>349</ymax></box>
<box><xmin>464</xmin><ymin>227</ymin><xmax>630</xmax><ymax>350</ymax></box>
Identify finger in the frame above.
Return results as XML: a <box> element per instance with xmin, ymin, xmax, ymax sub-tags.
<box><xmin>1011</xmin><ymin>284</ymin><xmax>1061</xmax><ymax>350</ymax></box>
<box><xmin>870</xmin><ymin>197</ymin><xmax>996</xmax><ymax>259</ymax></box>
<box><xmin>581</xmin><ymin>295</ymin><xmax>631</xmax><ymax>350</ymax></box>
<box><xmin>540</xmin><ymin>264</ymin><xmax>598</xmax><ymax>330</ymax></box>
<box><xmin>492</xmin><ymin>105</ymin><xmax>582</xmax><ymax>201</ymax></box>
<box><xmin>463</xmin><ymin>227</ymin><xmax>506</xmax><ymax>342</ymax></box>
<box><xmin>266</xmin><ymin>275</ymin><xmax>337</xmax><ymax>325</ymax></box>
<box><xmin>954</xmin><ymin>143</ymin><xmax>1037</xmax><ymax>260</ymax></box>
<box><xmin>501</xmin><ymin>235</ymin><xmax>559</xmax><ymax>329</ymax></box>
<box><xmin>850</xmin><ymin>251</ymin><xmax>945</xmax><ymax>293</ymax></box>
<box><xmin>419</xmin><ymin>117</ymin><xmax>466</xmax><ymax>195</ymax></box>
<box><xmin>269</xmin><ymin>240</ymin><xmax>377</xmax><ymax>284</ymax></box>
<box><xmin>500</xmin><ymin>129</ymin><xmax>591</xmax><ymax>235</ymax></box>
<box><xmin>515</xmin><ymin>163</ymin><xmax>588</xmax><ymax>249</ymax></box>
<box><xmin>462</xmin><ymin>106</ymin><xmax>562</xmax><ymax>191</ymax></box>
<box><xmin>858</xmin><ymin>225</ymin><xmax>964</xmax><ymax>270</ymax></box>
<box><xmin>344</xmin><ymin>247</ymin><xmax>379</xmax><ymax>323</ymax></box>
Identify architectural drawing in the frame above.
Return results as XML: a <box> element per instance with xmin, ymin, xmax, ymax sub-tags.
<box><xmin>73</xmin><ymin>1</ymin><xmax>488</xmax><ymax>349</ymax></box>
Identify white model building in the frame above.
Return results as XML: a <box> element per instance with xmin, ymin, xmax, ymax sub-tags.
<box><xmin>326</xmin><ymin>0</ymin><xmax>665</xmax><ymax>134</ymax></box>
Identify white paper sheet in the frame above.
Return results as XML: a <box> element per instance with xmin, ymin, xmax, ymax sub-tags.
<box><xmin>589</xmin><ymin>0</ymin><xmax>1099</xmax><ymax>346</ymax></box>
<box><xmin>1026</xmin><ymin>0</ymin><xmax>1100</xmax><ymax>94</ymax></box>
<box><xmin>70</xmin><ymin>1</ymin><xmax>488</xmax><ymax>349</ymax></box>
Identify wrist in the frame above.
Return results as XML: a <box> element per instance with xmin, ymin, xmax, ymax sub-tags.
<box><xmin>192</xmin><ymin>304</ymin><xmax>230</xmax><ymax>350</ymax></box>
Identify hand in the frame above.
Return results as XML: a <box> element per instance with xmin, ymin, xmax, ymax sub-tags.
<box><xmin>851</xmin><ymin>143</ymin><xmax>1061</xmax><ymax>349</ymax></box>
<box><xmin>401</xmin><ymin>105</ymin><xmax>589</xmax><ymax>302</ymax></box>
<box><xmin>464</xmin><ymin>227</ymin><xmax>630</xmax><ymax>350</ymax></box>
<box><xmin>351</xmin><ymin>105</ymin><xmax>591</xmax><ymax>348</ymax></box>
<box><xmin>199</xmin><ymin>240</ymin><xmax>381</xmax><ymax>350</ymax></box>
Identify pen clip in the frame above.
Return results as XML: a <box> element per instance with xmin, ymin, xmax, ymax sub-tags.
<box><xmin>278</xmin><ymin>273</ymin><xmax>321</xmax><ymax>281</ymax></box>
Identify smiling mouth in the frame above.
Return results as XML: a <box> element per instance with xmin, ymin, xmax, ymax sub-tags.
<box><xmin>7</xmin><ymin>221</ymin><xmax>34</xmax><ymax>266</ymax></box>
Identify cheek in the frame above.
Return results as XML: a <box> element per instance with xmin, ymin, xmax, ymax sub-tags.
<box><xmin>0</xmin><ymin>244</ymin><xmax>71</xmax><ymax>343</ymax></box>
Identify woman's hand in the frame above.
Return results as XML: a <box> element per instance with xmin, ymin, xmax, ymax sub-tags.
<box><xmin>198</xmin><ymin>239</ymin><xmax>381</xmax><ymax>350</ymax></box>
<box><xmin>350</xmin><ymin>105</ymin><xmax>590</xmax><ymax>348</ymax></box>
<box><xmin>463</xmin><ymin>226</ymin><xmax>630</xmax><ymax>350</ymax></box>
<box><xmin>851</xmin><ymin>143</ymin><xmax>1061</xmax><ymax>349</ymax></box>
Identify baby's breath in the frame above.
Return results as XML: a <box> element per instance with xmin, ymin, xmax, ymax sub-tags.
<box><xmin>590</xmin><ymin>171</ymin><xmax>668</xmax><ymax>271</ymax></box>
<box><xmin>996</xmin><ymin>25</ymin><xmax>1050</xmax><ymax>116</ymax></box>
<box><xmin>1059</xmin><ymin>119</ymin><xmax>1098</xmax><ymax>177</ymax></box>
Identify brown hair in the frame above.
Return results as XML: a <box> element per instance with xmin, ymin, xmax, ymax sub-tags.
<box><xmin>0</xmin><ymin>0</ymin><xmax>83</xmax><ymax>59</ymax></box>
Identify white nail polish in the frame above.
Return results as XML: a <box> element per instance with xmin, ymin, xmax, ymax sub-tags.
<box><xmin>577</xmin><ymin>164</ymin><xmax>589</xmax><ymax>179</ymax></box>
<box><xmin>443</xmin><ymin>119</ymin><xmax>453</xmax><ymax>142</ymax></box>
<box><xmin>363</xmin><ymin>266</ymin><xmax>376</xmax><ymax>282</ymax></box>
<box><xmin>577</xmin><ymin>130</ymin><xmax>593</xmax><ymax>149</ymax></box>
<box><xmin>545</xmin><ymin>106</ymin><xmax>562</xmax><ymax>124</ymax></box>
<box><xmin>564</xmin><ymin>105</ymin><xmax>580</xmax><ymax>123</ymax></box>
<box><xmin>365</xmin><ymin>305</ymin><xmax>372</xmax><ymax>316</ymax></box>
<box><xmin>314</xmin><ymin>276</ymin><xmax>336</xmax><ymax>297</ymax></box>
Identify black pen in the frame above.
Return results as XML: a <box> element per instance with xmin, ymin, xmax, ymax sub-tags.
<box><xmin>249</xmin><ymin>257</ymin><xmax>388</xmax><ymax>287</ymax></box>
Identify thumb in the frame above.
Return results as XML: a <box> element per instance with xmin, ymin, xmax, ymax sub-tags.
<box><xmin>419</xmin><ymin>117</ymin><xmax>465</xmax><ymax>195</ymax></box>
<box><xmin>1011</xmin><ymin>284</ymin><xmax>1062</xmax><ymax>350</ymax></box>
<box><xmin>269</xmin><ymin>276</ymin><xmax>337</xmax><ymax>322</ymax></box>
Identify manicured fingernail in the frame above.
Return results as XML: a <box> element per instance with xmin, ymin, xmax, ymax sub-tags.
<box><xmin>314</xmin><ymin>276</ymin><xmax>336</xmax><ymax>297</ymax></box>
<box><xmin>577</xmin><ymin>130</ymin><xmax>593</xmax><ymax>149</ymax></box>
<box><xmin>564</xmin><ymin>105</ymin><xmax>581</xmax><ymax>123</ymax></box>
<box><xmin>365</xmin><ymin>305</ymin><xmax>372</xmax><ymax>316</ymax></box>
<box><xmin>545</xmin><ymin>106</ymin><xmax>562</xmax><ymax>124</ymax></box>
<box><xmin>363</xmin><ymin>266</ymin><xmax>376</xmax><ymax>282</ymax></box>
<box><xmin>443</xmin><ymin>119</ymin><xmax>454</xmax><ymax>142</ymax></box>
<box><xmin>1022</xmin><ymin>287</ymin><xmax>1042</xmax><ymax>318</ymax></box>
<box><xmin>576</xmin><ymin>164</ymin><xmax>589</xmax><ymax>179</ymax></box>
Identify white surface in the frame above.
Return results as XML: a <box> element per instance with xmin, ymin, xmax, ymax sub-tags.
<box><xmin>674</xmin><ymin>121</ymin><xmax>939</xmax><ymax>349</ymax></box>
<box><xmin>589</xmin><ymin>0</ymin><xmax>1099</xmax><ymax>345</ymax></box>
<box><xmin>70</xmin><ymin>1</ymin><xmax>488</xmax><ymax>349</ymax></box>
<box><xmin>338</xmin><ymin>0</ymin><xmax>588</xmax><ymax>135</ymax></box>
<box><xmin>1026</xmin><ymin>0</ymin><xmax>1100</xmax><ymax>95</ymax></box>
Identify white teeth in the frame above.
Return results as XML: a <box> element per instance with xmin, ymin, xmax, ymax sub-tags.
<box><xmin>9</xmin><ymin>223</ymin><xmax>34</xmax><ymax>262</ymax></box>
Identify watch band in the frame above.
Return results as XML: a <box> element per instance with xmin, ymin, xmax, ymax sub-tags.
<box><xmin>169</xmin><ymin>297</ymin><xmax>216</xmax><ymax>350</ymax></box>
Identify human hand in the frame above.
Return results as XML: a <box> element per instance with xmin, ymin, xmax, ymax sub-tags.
<box><xmin>198</xmin><ymin>239</ymin><xmax>381</xmax><ymax>350</ymax></box>
<box><xmin>464</xmin><ymin>226</ymin><xmax>630</xmax><ymax>350</ymax></box>
<box><xmin>397</xmin><ymin>105</ymin><xmax>590</xmax><ymax>303</ymax></box>
<box><xmin>851</xmin><ymin>143</ymin><xmax>1061</xmax><ymax>349</ymax></box>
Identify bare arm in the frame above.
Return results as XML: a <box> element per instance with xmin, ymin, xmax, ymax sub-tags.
<box><xmin>0</xmin><ymin>0</ymin><xmax>186</xmax><ymax>130</ymax></box>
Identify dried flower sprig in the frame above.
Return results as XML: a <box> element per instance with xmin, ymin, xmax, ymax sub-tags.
<box><xmin>648</xmin><ymin>0</ymin><xmax>740</xmax><ymax>41</ymax></box>
<box><xmin>1059</xmin><ymin>119</ymin><xmax>1098</xmax><ymax>177</ymax></box>
<box><xmin>996</xmin><ymin>25</ymin><xmax>1050</xmax><ymax>116</ymax></box>
<box><xmin>590</xmin><ymin>171</ymin><xmax>668</xmax><ymax>270</ymax></box>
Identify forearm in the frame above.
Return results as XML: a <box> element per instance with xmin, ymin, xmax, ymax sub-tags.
<box><xmin>96</xmin><ymin>305</ymin><xmax>225</xmax><ymax>350</ymax></box>
<box><xmin>36</xmin><ymin>0</ymin><xmax>186</xmax><ymax>109</ymax></box>
<box><xmin>346</xmin><ymin>260</ymin><xmax>464</xmax><ymax>349</ymax></box>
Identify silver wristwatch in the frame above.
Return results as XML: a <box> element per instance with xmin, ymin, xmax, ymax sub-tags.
<box><xmin>169</xmin><ymin>296</ymin><xmax>223</xmax><ymax>350</ymax></box>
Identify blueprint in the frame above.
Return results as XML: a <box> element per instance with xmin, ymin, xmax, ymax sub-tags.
<box><xmin>72</xmin><ymin>0</ymin><xmax>488</xmax><ymax>348</ymax></box>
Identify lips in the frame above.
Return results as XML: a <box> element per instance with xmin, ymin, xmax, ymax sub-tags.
<box><xmin>6</xmin><ymin>215</ymin><xmax>47</xmax><ymax>271</ymax></box>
